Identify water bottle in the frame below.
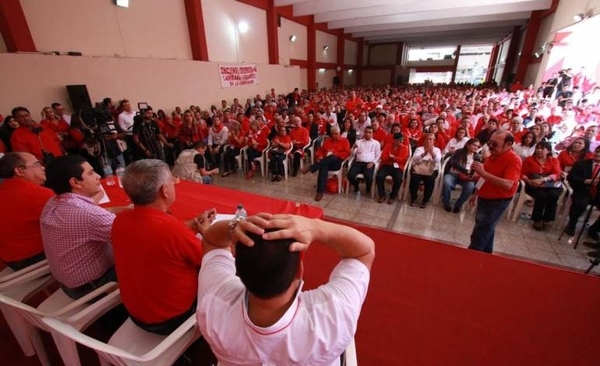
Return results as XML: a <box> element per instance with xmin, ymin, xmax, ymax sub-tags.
<box><xmin>104</xmin><ymin>164</ymin><xmax>115</xmax><ymax>186</ymax></box>
<box><xmin>355</xmin><ymin>191</ymin><xmax>361</xmax><ymax>200</ymax></box>
<box><xmin>234</xmin><ymin>204</ymin><xmax>247</xmax><ymax>219</ymax></box>
<box><xmin>115</xmin><ymin>166</ymin><xmax>125</xmax><ymax>188</ymax></box>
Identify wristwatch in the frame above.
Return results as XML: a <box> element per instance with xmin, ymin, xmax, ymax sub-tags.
<box><xmin>228</xmin><ymin>216</ymin><xmax>244</xmax><ymax>235</ymax></box>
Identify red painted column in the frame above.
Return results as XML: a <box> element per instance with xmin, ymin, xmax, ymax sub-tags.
<box><xmin>266</xmin><ymin>0</ymin><xmax>279</xmax><ymax>65</ymax></box>
<box><xmin>501</xmin><ymin>26</ymin><xmax>523</xmax><ymax>84</ymax></box>
<box><xmin>307</xmin><ymin>19</ymin><xmax>317</xmax><ymax>90</ymax></box>
<box><xmin>450</xmin><ymin>45</ymin><xmax>461</xmax><ymax>83</ymax></box>
<box><xmin>184</xmin><ymin>0</ymin><xmax>209</xmax><ymax>61</ymax></box>
<box><xmin>485</xmin><ymin>44</ymin><xmax>500</xmax><ymax>82</ymax></box>
<box><xmin>357</xmin><ymin>40</ymin><xmax>364</xmax><ymax>86</ymax></box>
<box><xmin>0</xmin><ymin>0</ymin><xmax>36</xmax><ymax>52</ymax></box>
<box><xmin>336</xmin><ymin>34</ymin><xmax>345</xmax><ymax>86</ymax></box>
<box><xmin>514</xmin><ymin>11</ymin><xmax>542</xmax><ymax>83</ymax></box>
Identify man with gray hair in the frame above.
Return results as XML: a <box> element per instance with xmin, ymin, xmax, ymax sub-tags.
<box><xmin>111</xmin><ymin>159</ymin><xmax>215</xmax><ymax>334</ymax></box>
<box><xmin>301</xmin><ymin>126</ymin><xmax>351</xmax><ymax>201</ymax></box>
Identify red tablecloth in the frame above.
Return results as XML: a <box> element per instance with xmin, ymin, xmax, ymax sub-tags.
<box><xmin>101</xmin><ymin>180</ymin><xmax>323</xmax><ymax>220</ymax></box>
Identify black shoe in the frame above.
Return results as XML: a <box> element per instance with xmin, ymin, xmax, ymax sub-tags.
<box><xmin>292</xmin><ymin>170</ymin><xmax>298</xmax><ymax>177</ymax></box>
<box><xmin>583</xmin><ymin>241</ymin><xmax>600</xmax><ymax>249</ymax></box>
<box><xmin>588</xmin><ymin>230</ymin><xmax>599</xmax><ymax>241</ymax></box>
<box><xmin>444</xmin><ymin>205</ymin><xmax>452</xmax><ymax>212</ymax></box>
<box><xmin>586</xmin><ymin>250</ymin><xmax>600</xmax><ymax>258</ymax></box>
<box><xmin>452</xmin><ymin>206</ymin><xmax>461</xmax><ymax>213</ymax></box>
<box><xmin>564</xmin><ymin>224</ymin><xmax>576</xmax><ymax>236</ymax></box>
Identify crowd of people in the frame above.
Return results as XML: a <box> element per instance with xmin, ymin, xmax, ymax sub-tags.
<box><xmin>2</xmin><ymin>75</ymin><xmax>600</xmax><ymax>363</ymax></box>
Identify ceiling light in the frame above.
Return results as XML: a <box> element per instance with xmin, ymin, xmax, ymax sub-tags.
<box><xmin>237</xmin><ymin>21</ymin><xmax>249</xmax><ymax>33</ymax></box>
<box><xmin>318</xmin><ymin>68</ymin><xmax>326</xmax><ymax>73</ymax></box>
<box><xmin>573</xmin><ymin>13</ymin><xmax>584</xmax><ymax>22</ymax></box>
<box><xmin>289</xmin><ymin>35</ymin><xmax>297</xmax><ymax>42</ymax></box>
<box><xmin>348</xmin><ymin>69</ymin><xmax>353</xmax><ymax>73</ymax></box>
<box><xmin>323</xmin><ymin>46</ymin><xmax>329</xmax><ymax>51</ymax></box>
<box><xmin>114</xmin><ymin>0</ymin><xmax>129</xmax><ymax>7</ymax></box>
<box><xmin>533</xmin><ymin>52</ymin><xmax>541</xmax><ymax>58</ymax></box>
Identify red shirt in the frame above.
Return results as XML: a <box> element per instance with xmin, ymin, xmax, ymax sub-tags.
<box><xmin>380</xmin><ymin>143</ymin><xmax>410</xmax><ymax>169</ymax></box>
<box><xmin>247</xmin><ymin>128</ymin><xmax>269</xmax><ymax>152</ymax></box>
<box><xmin>478</xmin><ymin>148</ymin><xmax>522</xmax><ymax>199</ymax></box>
<box><xmin>111</xmin><ymin>206</ymin><xmax>203</xmax><ymax>323</ymax></box>
<box><xmin>10</xmin><ymin>126</ymin><xmax>64</xmax><ymax>161</ymax></box>
<box><xmin>0</xmin><ymin>179</ymin><xmax>54</xmax><ymax>262</ymax></box>
<box><xmin>521</xmin><ymin>155</ymin><xmax>562</xmax><ymax>179</ymax></box>
<box><xmin>289</xmin><ymin>126</ymin><xmax>310</xmax><ymax>148</ymax></box>
<box><xmin>557</xmin><ymin>150</ymin><xmax>593</xmax><ymax>171</ymax></box>
<box><xmin>372</xmin><ymin>128</ymin><xmax>387</xmax><ymax>145</ymax></box>
<box><xmin>318</xmin><ymin>137</ymin><xmax>351</xmax><ymax>161</ymax></box>
<box><xmin>40</xmin><ymin>119</ymin><xmax>70</xmax><ymax>135</ymax></box>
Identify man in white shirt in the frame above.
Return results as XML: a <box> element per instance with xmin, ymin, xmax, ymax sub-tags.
<box><xmin>347</xmin><ymin>126</ymin><xmax>381</xmax><ymax>194</ymax></box>
<box><xmin>197</xmin><ymin>213</ymin><xmax>374</xmax><ymax>366</ymax></box>
<box><xmin>117</xmin><ymin>99</ymin><xmax>136</xmax><ymax>135</ymax></box>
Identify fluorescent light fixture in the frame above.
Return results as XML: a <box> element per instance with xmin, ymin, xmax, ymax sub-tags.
<box><xmin>237</xmin><ymin>21</ymin><xmax>249</xmax><ymax>33</ymax></box>
<box><xmin>289</xmin><ymin>35</ymin><xmax>297</xmax><ymax>42</ymax></box>
<box><xmin>318</xmin><ymin>68</ymin><xmax>326</xmax><ymax>73</ymax></box>
<box><xmin>114</xmin><ymin>0</ymin><xmax>129</xmax><ymax>7</ymax></box>
<box><xmin>348</xmin><ymin>69</ymin><xmax>353</xmax><ymax>73</ymax></box>
<box><xmin>323</xmin><ymin>46</ymin><xmax>329</xmax><ymax>51</ymax></box>
<box><xmin>573</xmin><ymin>13</ymin><xmax>584</xmax><ymax>22</ymax></box>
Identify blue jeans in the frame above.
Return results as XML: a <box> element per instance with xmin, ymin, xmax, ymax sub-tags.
<box><xmin>469</xmin><ymin>197</ymin><xmax>511</xmax><ymax>253</ymax></box>
<box><xmin>442</xmin><ymin>173</ymin><xmax>476</xmax><ymax>208</ymax></box>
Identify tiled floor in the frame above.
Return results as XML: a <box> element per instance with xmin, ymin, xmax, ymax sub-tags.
<box><xmin>213</xmin><ymin>168</ymin><xmax>600</xmax><ymax>275</ymax></box>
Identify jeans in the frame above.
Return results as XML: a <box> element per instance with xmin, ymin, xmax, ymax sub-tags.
<box><xmin>310</xmin><ymin>155</ymin><xmax>342</xmax><ymax>193</ymax></box>
<box><xmin>376</xmin><ymin>165</ymin><xmax>403</xmax><ymax>199</ymax></box>
<box><xmin>469</xmin><ymin>197</ymin><xmax>512</xmax><ymax>253</ymax></box>
<box><xmin>442</xmin><ymin>173</ymin><xmax>476</xmax><ymax>208</ymax></box>
<box><xmin>347</xmin><ymin>161</ymin><xmax>375</xmax><ymax>192</ymax></box>
<box><xmin>524</xmin><ymin>185</ymin><xmax>561</xmax><ymax>222</ymax></box>
<box><xmin>6</xmin><ymin>253</ymin><xmax>46</xmax><ymax>271</ymax></box>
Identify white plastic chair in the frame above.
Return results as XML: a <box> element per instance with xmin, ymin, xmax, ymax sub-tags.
<box><xmin>251</xmin><ymin>140</ymin><xmax>271</xmax><ymax>178</ymax></box>
<box><xmin>291</xmin><ymin>138</ymin><xmax>313</xmax><ymax>175</ymax></box>
<box><xmin>234</xmin><ymin>145</ymin><xmax>246</xmax><ymax>174</ymax></box>
<box><xmin>403</xmin><ymin>157</ymin><xmax>442</xmax><ymax>203</ymax></box>
<box><xmin>510</xmin><ymin>180</ymin><xmax>567</xmax><ymax>222</ymax></box>
<box><xmin>0</xmin><ymin>260</ymin><xmax>53</xmax><ymax>358</ymax></box>
<box><xmin>43</xmin><ymin>314</ymin><xmax>200</xmax><ymax>366</ymax></box>
<box><xmin>345</xmin><ymin>155</ymin><xmax>380</xmax><ymax>197</ymax></box>
<box><xmin>0</xmin><ymin>282</ymin><xmax>121</xmax><ymax>366</ymax></box>
<box><xmin>342</xmin><ymin>337</ymin><xmax>358</xmax><ymax>366</ymax></box>
<box><xmin>267</xmin><ymin>145</ymin><xmax>293</xmax><ymax>180</ymax></box>
<box><xmin>327</xmin><ymin>157</ymin><xmax>349</xmax><ymax>194</ymax></box>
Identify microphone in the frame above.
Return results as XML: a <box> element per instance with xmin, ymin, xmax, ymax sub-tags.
<box><xmin>473</xmin><ymin>153</ymin><xmax>483</xmax><ymax>163</ymax></box>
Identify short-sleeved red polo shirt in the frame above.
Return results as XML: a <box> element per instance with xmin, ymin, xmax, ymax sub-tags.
<box><xmin>478</xmin><ymin>148</ymin><xmax>522</xmax><ymax>199</ymax></box>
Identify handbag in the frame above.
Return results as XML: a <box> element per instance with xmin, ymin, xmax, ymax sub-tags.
<box><xmin>413</xmin><ymin>160</ymin><xmax>435</xmax><ymax>176</ymax></box>
<box><xmin>529</xmin><ymin>174</ymin><xmax>563</xmax><ymax>189</ymax></box>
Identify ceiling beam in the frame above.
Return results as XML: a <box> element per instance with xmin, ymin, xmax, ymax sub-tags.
<box><xmin>326</xmin><ymin>1</ymin><xmax>549</xmax><ymax>29</ymax></box>
<box><xmin>343</xmin><ymin>12</ymin><xmax>530</xmax><ymax>33</ymax></box>
<box><xmin>353</xmin><ymin>22</ymin><xmax>521</xmax><ymax>38</ymax></box>
<box><xmin>313</xmin><ymin>0</ymin><xmax>548</xmax><ymax>23</ymax></box>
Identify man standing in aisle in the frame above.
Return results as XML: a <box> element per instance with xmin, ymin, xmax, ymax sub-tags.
<box><xmin>468</xmin><ymin>130</ymin><xmax>521</xmax><ymax>253</ymax></box>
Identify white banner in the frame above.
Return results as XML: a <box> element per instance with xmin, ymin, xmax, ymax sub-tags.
<box><xmin>218</xmin><ymin>64</ymin><xmax>258</xmax><ymax>88</ymax></box>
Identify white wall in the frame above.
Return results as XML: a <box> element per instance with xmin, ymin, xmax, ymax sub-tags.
<box><xmin>370</xmin><ymin>44</ymin><xmax>397</xmax><ymax>65</ymax></box>
<box><xmin>21</xmin><ymin>0</ymin><xmax>192</xmax><ymax>59</ymax></box>
<box><xmin>0</xmin><ymin>53</ymin><xmax>300</xmax><ymax>116</ymax></box>
<box><xmin>202</xmin><ymin>0</ymin><xmax>268</xmax><ymax>63</ymax></box>
<box><xmin>344</xmin><ymin>40</ymin><xmax>358</xmax><ymax>65</ymax></box>
<box><xmin>345</xmin><ymin>70</ymin><xmax>357</xmax><ymax>86</ymax></box>
<box><xmin>278</xmin><ymin>17</ymin><xmax>308</xmax><ymax>64</ymax></box>
<box><xmin>316</xmin><ymin>69</ymin><xmax>336</xmax><ymax>89</ymax></box>
<box><xmin>406</xmin><ymin>59</ymin><xmax>455</xmax><ymax>67</ymax></box>
<box><xmin>362</xmin><ymin>69</ymin><xmax>391</xmax><ymax>85</ymax></box>
<box><xmin>316</xmin><ymin>30</ymin><xmax>337</xmax><ymax>63</ymax></box>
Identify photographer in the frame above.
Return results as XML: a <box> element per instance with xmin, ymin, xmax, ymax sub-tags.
<box><xmin>132</xmin><ymin>106</ymin><xmax>172</xmax><ymax>162</ymax></box>
<box><xmin>10</xmin><ymin>106</ymin><xmax>64</xmax><ymax>165</ymax></box>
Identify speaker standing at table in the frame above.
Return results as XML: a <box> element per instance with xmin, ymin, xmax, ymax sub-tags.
<box><xmin>198</xmin><ymin>213</ymin><xmax>374</xmax><ymax>366</ymax></box>
<box><xmin>469</xmin><ymin>130</ymin><xmax>522</xmax><ymax>253</ymax></box>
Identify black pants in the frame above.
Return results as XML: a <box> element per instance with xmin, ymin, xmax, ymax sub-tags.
<box><xmin>376</xmin><ymin>165</ymin><xmax>403</xmax><ymax>199</ymax></box>
<box><xmin>525</xmin><ymin>185</ymin><xmax>561</xmax><ymax>222</ymax></box>
<box><xmin>270</xmin><ymin>151</ymin><xmax>287</xmax><ymax>176</ymax></box>
<box><xmin>131</xmin><ymin>300</ymin><xmax>196</xmax><ymax>335</ymax></box>
<box><xmin>409</xmin><ymin>171</ymin><xmax>438</xmax><ymax>203</ymax></box>
<box><xmin>223</xmin><ymin>146</ymin><xmax>241</xmax><ymax>172</ymax></box>
<box><xmin>291</xmin><ymin>148</ymin><xmax>304</xmax><ymax>174</ymax></box>
<box><xmin>61</xmin><ymin>267</ymin><xmax>118</xmax><ymax>300</ymax></box>
<box><xmin>6</xmin><ymin>252</ymin><xmax>46</xmax><ymax>271</ymax></box>
<box><xmin>347</xmin><ymin>161</ymin><xmax>375</xmax><ymax>192</ymax></box>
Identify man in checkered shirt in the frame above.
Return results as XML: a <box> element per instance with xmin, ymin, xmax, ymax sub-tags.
<box><xmin>40</xmin><ymin>155</ymin><xmax>125</xmax><ymax>299</ymax></box>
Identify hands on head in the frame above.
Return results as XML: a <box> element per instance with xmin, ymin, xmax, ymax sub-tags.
<box><xmin>232</xmin><ymin>213</ymin><xmax>314</xmax><ymax>252</ymax></box>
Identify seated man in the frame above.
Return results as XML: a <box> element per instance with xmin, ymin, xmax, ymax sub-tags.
<box><xmin>301</xmin><ymin>126</ymin><xmax>351</xmax><ymax>201</ymax></box>
<box><xmin>197</xmin><ymin>213</ymin><xmax>375</xmax><ymax>366</ymax></box>
<box><xmin>565</xmin><ymin>145</ymin><xmax>600</xmax><ymax>237</ymax></box>
<box><xmin>9</xmin><ymin>106</ymin><xmax>64</xmax><ymax>163</ymax></box>
<box><xmin>288</xmin><ymin>116</ymin><xmax>310</xmax><ymax>176</ymax></box>
<box><xmin>442</xmin><ymin>138</ymin><xmax>482</xmax><ymax>213</ymax></box>
<box><xmin>347</xmin><ymin>126</ymin><xmax>381</xmax><ymax>195</ymax></box>
<box><xmin>41</xmin><ymin>155</ymin><xmax>124</xmax><ymax>299</ymax></box>
<box><xmin>111</xmin><ymin>159</ymin><xmax>215</xmax><ymax>334</ymax></box>
<box><xmin>172</xmin><ymin>141</ymin><xmax>219</xmax><ymax>184</ymax></box>
<box><xmin>375</xmin><ymin>132</ymin><xmax>410</xmax><ymax>204</ymax></box>
<box><xmin>0</xmin><ymin>152</ymin><xmax>54</xmax><ymax>270</ymax></box>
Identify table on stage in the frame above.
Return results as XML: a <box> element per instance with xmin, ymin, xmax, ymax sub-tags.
<box><xmin>100</xmin><ymin>180</ymin><xmax>323</xmax><ymax>220</ymax></box>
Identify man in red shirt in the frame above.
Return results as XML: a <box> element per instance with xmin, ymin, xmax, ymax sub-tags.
<box><xmin>0</xmin><ymin>152</ymin><xmax>54</xmax><ymax>269</ymax></box>
<box><xmin>376</xmin><ymin>133</ymin><xmax>410</xmax><ymax>204</ymax></box>
<box><xmin>469</xmin><ymin>130</ymin><xmax>522</xmax><ymax>253</ymax></box>
<box><xmin>111</xmin><ymin>159</ymin><xmax>215</xmax><ymax>334</ymax></box>
<box><xmin>301</xmin><ymin>126</ymin><xmax>350</xmax><ymax>201</ymax></box>
<box><xmin>10</xmin><ymin>106</ymin><xmax>64</xmax><ymax>163</ymax></box>
<box><xmin>289</xmin><ymin>116</ymin><xmax>310</xmax><ymax>176</ymax></box>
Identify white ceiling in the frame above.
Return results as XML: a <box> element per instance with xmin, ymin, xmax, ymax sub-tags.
<box><xmin>274</xmin><ymin>0</ymin><xmax>553</xmax><ymax>47</ymax></box>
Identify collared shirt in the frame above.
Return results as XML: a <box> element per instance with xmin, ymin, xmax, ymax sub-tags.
<box><xmin>208</xmin><ymin>125</ymin><xmax>229</xmax><ymax>145</ymax></box>
<box><xmin>353</xmin><ymin>138</ymin><xmax>381</xmax><ymax>163</ymax></box>
<box><xmin>478</xmin><ymin>148</ymin><xmax>522</xmax><ymax>199</ymax></box>
<box><xmin>197</xmin><ymin>250</ymin><xmax>370</xmax><ymax>366</ymax></box>
<box><xmin>10</xmin><ymin>126</ymin><xmax>64</xmax><ymax>161</ymax></box>
<box><xmin>118</xmin><ymin>111</ymin><xmax>136</xmax><ymax>135</ymax></box>
<box><xmin>0</xmin><ymin>179</ymin><xmax>54</xmax><ymax>262</ymax></box>
<box><xmin>41</xmin><ymin>193</ymin><xmax>115</xmax><ymax>288</ymax></box>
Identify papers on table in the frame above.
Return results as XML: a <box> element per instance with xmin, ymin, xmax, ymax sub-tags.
<box><xmin>196</xmin><ymin>214</ymin><xmax>236</xmax><ymax>239</ymax></box>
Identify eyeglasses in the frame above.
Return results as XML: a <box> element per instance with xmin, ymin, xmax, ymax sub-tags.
<box><xmin>19</xmin><ymin>161</ymin><xmax>43</xmax><ymax>168</ymax></box>
<box><xmin>471</xmin><ymin>145</ymin><xmax>482</xmax><ymax>149</ymax></box>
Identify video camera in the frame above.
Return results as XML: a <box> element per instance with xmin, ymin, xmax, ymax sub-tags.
<box><xmin>133</xmin><ymin>102</ymin><xmax>151</xmax><ymax>124</ymax></box>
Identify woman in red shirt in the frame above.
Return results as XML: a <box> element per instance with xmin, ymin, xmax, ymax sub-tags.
<box><xmin>557</xmin><ymin>137</ymin><xmax>591</xmax><ymax>173</ymax></box>
<box><xmin>521</xmin><ymin>141</ymin><xmax>563</xmax><ymax>230</ymax></box>
<box><xmin>245</xmin><ymin>121</ymin><xmax>269</xmax><ymax>179</ymax></box>
<box><xmin>40</xmin><ymin>106</ymin><xmax>70</xmax><ymax>142</ymax></box>
<box><xmin>403</xmin><ymin>118</ymin><xmax>422</xmax><ymax>152</ymax></box>
<box><xmin>269</xmin><ymin>127</ymin><xmax>292</xmax><ymax>181</ymax></box>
